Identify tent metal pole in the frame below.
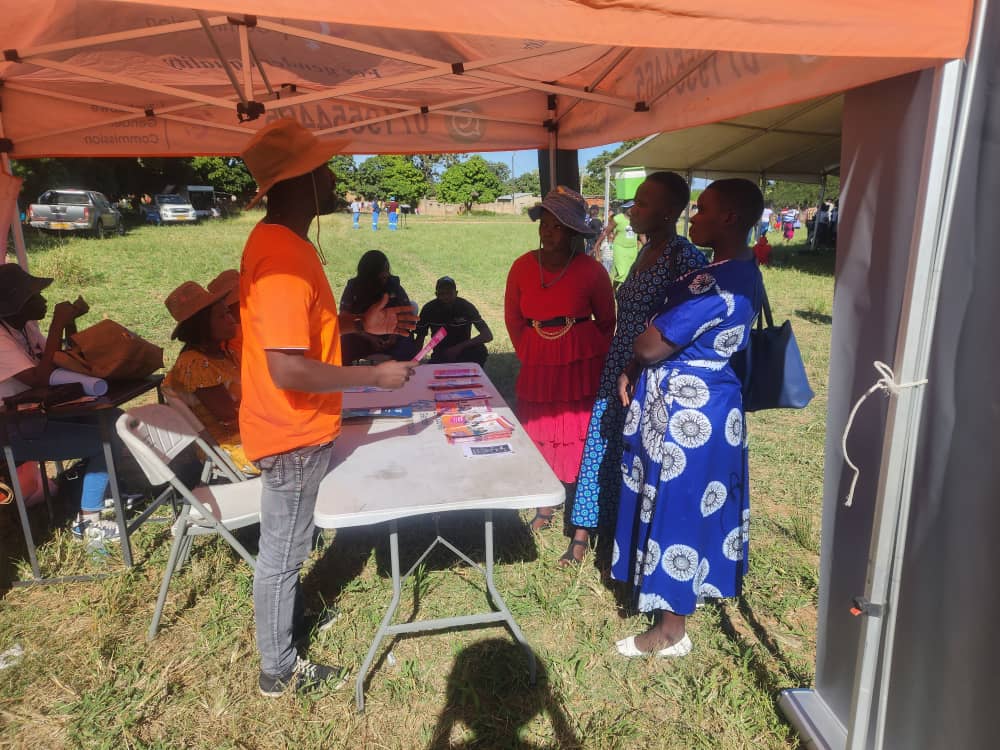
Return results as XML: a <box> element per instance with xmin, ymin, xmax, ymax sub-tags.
<box><xmin>0</xmin><ymin>112</ymin><xmax>29</xmax><ymax>270</ymax></box>
<box><xmin>557</xmin><ymin>47</ymin><xmax>632</xmax><ymax>124</ymax></box>
<box><xmin>197</xmin><ymin>12</ymin><xmax>248</xmax><ymax>105</ymax></box>
<box><xmin>603</xmin><ymin>166</ymin><xmax>611</xmax><ymax>224</ymax></box>
<box><xmin>548</xmin><ymin>131</ymin><xmax>558</xmax><ymax>189</ymax></box>
<box><xmin>467</xmin><ymin>71</ymin><xmax>635</xmax><ymax>109</ymax></box>
<box><xmin>14</xmin><ymin>16</ymin><xmax>226</xmax><ymax>59</ymax></box>
<box><xmin>844</xmin><ymin>56</ymin><xmax>969</xmax><ymax>750</ymax></box>
<box><xmin>30</xmin><ymin>56</ymin><xmax>234</xmax><ymax>109</ymax></box>
<box><xmin>812</xmin><ymin>175</ymin><xmax>827</xmax><ymax>251</ymax></box>
<box><xmin>5</xmin><ymin>83</ymin><xmax>252</xmax><ymax>142</ymax></box>
<box><xmin>238</xmin><ymin>25</ymin><xmax>253</xmax><ymax>103</ymax></box>
<box><xmin>683</xmin><ymin>169</ymin><xmax>693</xmax><ymax>235</ymax></box>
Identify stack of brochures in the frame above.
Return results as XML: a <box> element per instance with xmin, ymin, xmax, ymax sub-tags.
<box><xmin>342</xmin><ymin>406</ymin><xmax>413</xmax><ymax>420</ymax></box>
<box><xmin>440</xmin><ymin>412</ymin><xmax>515</xmax><ymax>444</ymax></box>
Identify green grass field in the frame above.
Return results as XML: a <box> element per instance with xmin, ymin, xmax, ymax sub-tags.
<box><xmin>0</xmin><ymin>214</ymin><xmax>833</xmax><ymax>749</ymax></box>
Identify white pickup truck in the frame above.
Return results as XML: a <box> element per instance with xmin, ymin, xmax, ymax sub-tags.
<box><xmin>27</xmin><ymin>189</ymin><xmax>125</xmax><ymax>238</ymax></box>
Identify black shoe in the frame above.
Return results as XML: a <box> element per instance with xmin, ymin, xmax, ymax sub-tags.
<box><xmin>258</xmin><ymin>657</ymin><xmax>349</xmax><ymax>697</ymax></box>
<box><xmin>292</xmin><ymin>605</ymin><xmax>342</xmax><ymax>646</ymax></box>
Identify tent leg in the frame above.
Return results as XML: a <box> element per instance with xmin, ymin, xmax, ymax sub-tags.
<box><xmin>811</xmin><ymin>176</ymin><xmax>827</xmax><ymax>251</ymax></box>
<box><xmin>683</xmin><ymin>169</ymin><xmax>694</xmax><ymax>236</ymax></box>
<box><xmin>548</xmin><ymin>130</ymin><xmax>558</xmax><ymax>190</ymax></box>
<box><xmin>603</xmin><ymin>167</ymin><xmax>611</xmax><ymax>224</ymax></box>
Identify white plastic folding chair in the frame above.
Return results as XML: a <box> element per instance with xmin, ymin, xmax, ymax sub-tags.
<box><xmin>159</xmin><ymin>386</ymin><xmax>247</xmax><ymax>483</ymax></box>
<box><xmin>116</xmin><ymin>405</ymin><xmax>262</xmax><ymax>640</ymax></box>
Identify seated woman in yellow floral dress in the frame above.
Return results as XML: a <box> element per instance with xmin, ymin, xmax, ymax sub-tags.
<box><xmin>163</xmin><ymin>280</ymin><xmax>257</xmax><ymax>475</ymax></box>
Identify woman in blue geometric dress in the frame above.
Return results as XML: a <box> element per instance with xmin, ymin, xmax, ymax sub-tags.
<box><xmin>611</xmin><ymin>179</ymin><xmax>765</xmax><ymax>658</ymax></box>
<box><xmin>561</xmin><ymin>172</ymin><xmax>707</xmax><ymax>564</ymax></box>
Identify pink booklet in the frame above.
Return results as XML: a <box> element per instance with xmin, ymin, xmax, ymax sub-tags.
<box><xmin>433</xmin><ymin>367</ymin><xmax>479</xmax><ymax>379</ymax></box>
<box><xmin>412</xmin><ymin>327</ymin><xmax>447</xmax><ymax>362</ymax></box>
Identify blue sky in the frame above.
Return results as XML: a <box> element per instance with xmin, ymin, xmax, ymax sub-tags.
<box><xmin>473</xmin><ymin>145</ymin><xmax>617</xmax><ymax>177</ymax></box>
<box><xmin>352</xmin><ymin>144</ymin><xmax>619</xmax><ymax>177</ymax></box>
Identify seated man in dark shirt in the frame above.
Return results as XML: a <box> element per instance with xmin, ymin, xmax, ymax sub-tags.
<box><xmin>415</xmin><ymin>276</ymin><xmax>493</xmax><ymax>366</ymax></box>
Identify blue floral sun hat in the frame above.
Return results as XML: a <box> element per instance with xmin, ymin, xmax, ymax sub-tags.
<box><xmin>528</xmin><ymin>186</ymin><xmax>596</xmax><ymax>236</ymax></box>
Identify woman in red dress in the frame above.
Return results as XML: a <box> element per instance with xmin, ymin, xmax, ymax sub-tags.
<box><xmin>504</xmin><ymin>187</ymin><xmax>616</xmax><ymax>529</ymax></box>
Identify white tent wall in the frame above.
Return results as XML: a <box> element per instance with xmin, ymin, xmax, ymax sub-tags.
<box><xmin>780</xmin><ymin>2</ymin><xmax>993</xmax><ymax>745</ymax></box>
<box><xmin>880</xmin><ymin>1</ymin><xmax>998</xmax><ymax>745</ymax></box>
<box><xmin>776</xmin><ymin>69</ymin><xmax>938</xmax><ymax>747</ymax></box>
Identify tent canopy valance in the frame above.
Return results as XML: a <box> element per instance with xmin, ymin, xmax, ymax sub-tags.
<box><xmin>0</xmin><ymin>1</ymin><xmax>973</xmax><ymax>159</ymax></box>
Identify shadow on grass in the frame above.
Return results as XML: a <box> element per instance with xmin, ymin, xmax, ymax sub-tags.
<box><xmin>768</xmin><ymin>242</ymin><xmax>836</xmax><ymax>278</ymax></box>
<box><xmin>714</xmin><ymin>599</ymin><xmax>813</xmax><ymax>698</ymax></box>
<box><xmin>482</xmin><ymin>351</ymin><xmax>519</xmax><ymax>406</ymax></box>
<box><xmin>0</xmin><ymin>471</ymin><xmax>83</xmax><ymax>596</ymax></box>
<box><xmin>302</xmin><ymin>509</ymin><xmax>539</xmax><ymax>619</ymax></box>
<box><xmin>795</xmin><ymin>309</ymin><xmax>833</xmax><ymax>325</ymax></box>
<box><xmin>425</xmin><ymin>638</ymin><xmax>582</xmax><ymax>750</ymax></box>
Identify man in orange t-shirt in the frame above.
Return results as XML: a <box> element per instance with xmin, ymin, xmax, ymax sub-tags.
<box><xmin>239</xmin><ymin>120</ymin><xmax>416</xmax><ymax>698</ymax></box>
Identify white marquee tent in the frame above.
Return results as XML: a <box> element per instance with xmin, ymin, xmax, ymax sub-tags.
<box><xmin>607</xmin><ymin>94</ymin><xmax>842</xmax><ymax>185</ymax></box>
<box><xmin>0</xmin><ymin>2</ymin><xmax>994</xmax><ymax>748</ymax></box>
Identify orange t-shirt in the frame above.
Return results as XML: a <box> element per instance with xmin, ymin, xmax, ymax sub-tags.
<box><xmin>239</xmin><ymin>223</ymin><xmax>343</xmax><ymax>461</ymax></box>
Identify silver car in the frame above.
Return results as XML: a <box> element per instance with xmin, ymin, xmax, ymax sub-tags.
<box><xmin>27</xmin><ymin>189</ymin><xmax>125</xmax><ymax>238</ymax></box>
<box><xmin>145</xmin><ymin>194</ymin><xmax>198</xmax><ymax>225</ymax></box>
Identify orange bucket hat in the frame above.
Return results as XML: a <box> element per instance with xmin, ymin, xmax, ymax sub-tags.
<box><xmin>165</xmin><ymin>281</ymin><xmax>228</xmax><ymax>340</ymax></box>
<box><xmin>207</xmin><ymin>269</ymin><xmax>240</xmax><ymax>306</ymax></box>
<box><xmin>240</xmin><ymin>119</ymin><xmax>345</xmax><ymax>208</ymax></box>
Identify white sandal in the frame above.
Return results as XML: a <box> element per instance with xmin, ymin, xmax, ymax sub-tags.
<box><xmin>615</xmin><ymin>633</ymin><xmax>692</xmax><ymax>658</ymax></box>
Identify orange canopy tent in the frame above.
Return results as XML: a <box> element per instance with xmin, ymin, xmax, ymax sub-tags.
<box><xmin>0</xmin><ymin>1</ymin><xmax>973</xmax><ymax>159</ymax></box>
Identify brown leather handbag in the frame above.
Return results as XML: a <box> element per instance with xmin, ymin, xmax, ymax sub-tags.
<box><xmin>53</xmin><ymin>319</ymin><xmax>163</xmax><ymax>380</ymax></box>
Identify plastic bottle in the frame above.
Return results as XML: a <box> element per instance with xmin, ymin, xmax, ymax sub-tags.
<box><xmin>84</xmin><ymin>524</ymin><xmax>109</xmax><ymax>561</ymax></box>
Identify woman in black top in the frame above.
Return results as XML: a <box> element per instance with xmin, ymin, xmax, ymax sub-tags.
<box><xmin>340</xmin><ymin>250</ymin><xmax>418</xmax><ymax>362</ymax></box>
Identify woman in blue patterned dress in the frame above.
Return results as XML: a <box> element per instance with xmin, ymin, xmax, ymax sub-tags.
<box><xmin>560</xmin><ymin>172</ymin><xmax>707</xmax><ymax>562</ymax></box>
<box><xmin>611</xmin><ymin>179</ymin><xmax>765</xmax><ymax>658</ymax></box>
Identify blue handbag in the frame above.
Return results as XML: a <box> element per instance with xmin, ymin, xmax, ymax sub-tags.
<box><xmin>731</xmin><ymin>285</ymin><xmax>814</xmax><ymax>412</ymax></box>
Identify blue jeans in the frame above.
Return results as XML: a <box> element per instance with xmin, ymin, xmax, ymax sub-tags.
<box><xmin>352</xmin><ymin>211</ymin><xmax>360</xmax><ymax>228</ymax></box>
<box><xmin>253</xmin><ymin>440</ymin><xmax>336</xmax><ymax>678</ymax></box>
<box><xmin>5</xmin><ymin>415</ymin><xmax>116</xmax><ymax>512</ymax></box>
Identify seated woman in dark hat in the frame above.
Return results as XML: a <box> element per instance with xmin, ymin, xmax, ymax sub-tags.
<box><xmin>0</xmin><ymin>263</ymin><xmax>119</xmax><ymax>542</ymax></box>
<box><xmin>340</xmin><ymin>250</ymin><xmax>418</xmax><ymax>363</ymax></box>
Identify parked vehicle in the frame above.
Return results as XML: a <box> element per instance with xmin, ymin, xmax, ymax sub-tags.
<box><xmin>179</xmin><ymin>185</ymin><xmax>218</xmax><ymax>220</ymax></box>
<box><xmin>27</xmin><ymin>189</ymin><xmax>125</xmax><ymax>238</ymax></box>
<box><xmin>143</xmin><ymin>194</ymin><xmax>198</xmax><ymax>225</ymax></box>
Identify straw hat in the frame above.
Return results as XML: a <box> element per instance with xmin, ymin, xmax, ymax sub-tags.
<box><xmin>240</xmin><ymin>119</ymin><xmax>344</xmax><ymax>209</ymax></box>
<box><xmin>0</xmin><ymin>263</ymin><xmax>53</xmax><ymax>318</ymax></box>
<box><xmin>527</xmin><ymin>186</ymin><xmax>596</xmax><ymax>235</ymax></box>
<box><xmin>207</xmin><ymin>269</ymin><xmax>239</xmax><ymax>306</ymax></box>
<box><xmin>165</xmin><ymin>281</ymin><xmax>228</xmax><ymax>339</ymax></box>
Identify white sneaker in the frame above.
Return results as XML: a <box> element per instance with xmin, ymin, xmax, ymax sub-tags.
<box><xmin>72</xmin><ymin>519</ymin><xmax>121</xmax><ymax>544</ymax></box>
<box><xmin>103</xmin><ymin>494</ymin><xmax>140</xmax><ymax>511</ymax></box>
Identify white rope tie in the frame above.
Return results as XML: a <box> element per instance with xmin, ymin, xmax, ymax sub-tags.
<box><xmin>842</xmin><ymin>361</ymin><xmax>928</xmax><ymax>507</ymax></box>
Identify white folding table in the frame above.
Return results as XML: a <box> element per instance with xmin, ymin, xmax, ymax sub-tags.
<box><xmin>313</xmin><ymin>364</ymin><xmax>564</xmax><ymax>711</ymax></box>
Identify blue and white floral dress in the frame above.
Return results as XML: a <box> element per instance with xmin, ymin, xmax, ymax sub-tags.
<box><xmin>571</xmin><ymin>237</ymin><xmax>706</xmax><ymax>531</ymax></box>
<box><xmin>610</xmin><ymin>259</ymin><xmax>763</xmax><ymax>616</ymax></box>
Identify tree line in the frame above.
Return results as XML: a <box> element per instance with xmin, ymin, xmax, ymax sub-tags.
<box><xmin>11</xmin><ymin>153</ymin><xmax>543</xmax><ymax>212</ymax></box>
<box><xmin>12</xmin><ymin>145</ymin><xmax>836</xmax><ymax>212</ymax></box>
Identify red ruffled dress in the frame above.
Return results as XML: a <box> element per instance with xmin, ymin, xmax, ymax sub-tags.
<box><xmin>505</xmin><ymin>251</ymin><xmax>616</xmax><ymax>482</ymax></box>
